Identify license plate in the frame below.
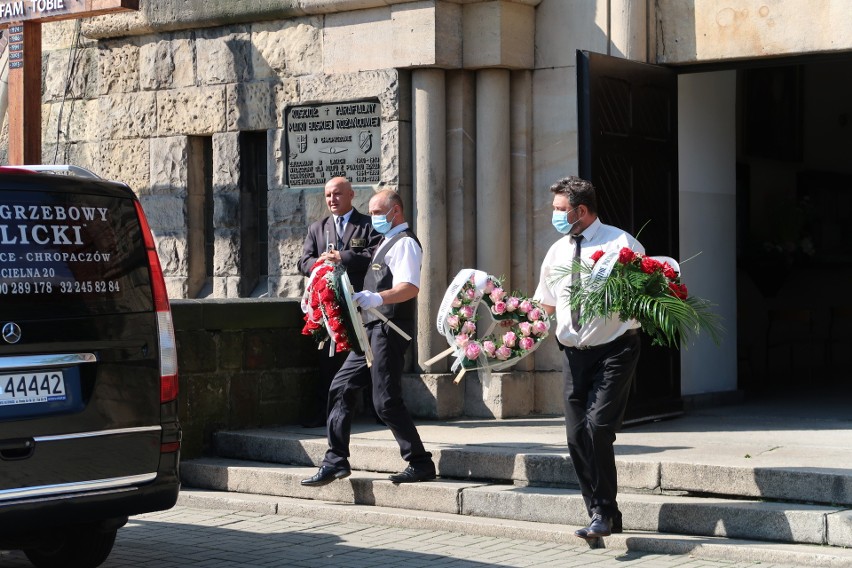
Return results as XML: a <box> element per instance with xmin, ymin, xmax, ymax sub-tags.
<box><xmin>0</xmin><ymin>372</ymin><xmax>67</xmax><ymax>406</ymax></box>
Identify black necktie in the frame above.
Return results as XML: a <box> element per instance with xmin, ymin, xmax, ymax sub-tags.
<box><xmin>336</xmin><ymin>217</ymin><xmax>345</xmax><ymax>250</ymax></box>
<box><xmin>571</xmin><ymin>234</ymin><xmax>583</xmax><ymax>331</ymax></box>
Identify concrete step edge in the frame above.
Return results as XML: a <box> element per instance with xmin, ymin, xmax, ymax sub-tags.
<box><xmin>181</xmin><ymin>458</ymin><xmax>852</xmax><ymax>548</ymax></box>
<box><xmin>212</xmin><ymin>429</ymin><xmax>852</xmax><ymax>506</ymax></box>
<box><xmin>176</xmin><ymin>488</ymin><xmax>852</xmax><ymax>568</ymax></box>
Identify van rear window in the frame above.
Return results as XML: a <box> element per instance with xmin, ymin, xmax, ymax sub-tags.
<box><xmin>0</xmin><ymin>189</ymin><xmax>154</xmax><ymax>318</ymax></box>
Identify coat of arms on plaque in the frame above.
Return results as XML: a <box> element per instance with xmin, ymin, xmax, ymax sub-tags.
<box><xmin>359</xmin><ymin>131</ymin><xmax>372</xmax><ymax>153</ymax></box>
<box><xmin>297</xmin><ymin>134</ymin><xmax>308</xmax><ymax>153</ymax></box>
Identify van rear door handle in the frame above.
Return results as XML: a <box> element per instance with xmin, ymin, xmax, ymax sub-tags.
<box><xmin>0</xmin><ymin>438</ymin><xmax>35</xmax><ymax>460</ymax></box>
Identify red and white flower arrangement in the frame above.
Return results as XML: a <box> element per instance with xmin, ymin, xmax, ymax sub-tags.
<box><xmin>301</xmin><ymin>260</ymin><xmax>354</xmax><ymax>353</ymax></box>
<box><xmin>561</xmin><ymin>247</ymin><xmax>722</xmax><ymax>347</ymax></box>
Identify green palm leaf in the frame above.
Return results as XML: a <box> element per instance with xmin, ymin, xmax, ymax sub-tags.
<box><xmin>548</xmin><ymin>254</ymin><xmax>724</xmax><ymax>348</ymax></box>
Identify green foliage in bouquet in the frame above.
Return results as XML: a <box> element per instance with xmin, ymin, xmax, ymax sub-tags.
<box><xmin>552</xmin><ymin>248</ymin><xmax>723</xmax><ymax>348</ymax></box>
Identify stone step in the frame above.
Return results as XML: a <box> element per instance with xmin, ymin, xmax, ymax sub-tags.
<box><xmin>177</xmin><ymin>488</ymin><xmax>852</xmax><ymax>568</ymax></box>
<box><xmin>181</xmin><ymin>457</ymin><xmax>852</xmax><ymax>549</ymax></box>
<box><xmin>212</xmin><ymin>428</ymin><xmax>852</xmax><ymax>506</ymax></box>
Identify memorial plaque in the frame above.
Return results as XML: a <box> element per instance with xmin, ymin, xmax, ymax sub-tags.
<box><xmin>285</xmin><ymin>100</ymin><xmax>382</xmax><ymax>187</ymax></box>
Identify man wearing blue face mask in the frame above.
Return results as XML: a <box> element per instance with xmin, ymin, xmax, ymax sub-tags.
<box><xmin>534</xmin><ymin>176</ymin><xmax>644</xmax><ymax>541</ymax></box>
<box><xmin>301</xmin><ymin>188</ymin><xmax>436</xmax><ymax>487</ymax></box>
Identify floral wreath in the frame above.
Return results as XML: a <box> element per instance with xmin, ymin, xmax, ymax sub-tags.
<box><xmin>300</xmin><ymin>260</ymin><xmax>362</xmax><ymax>355</ymax></box>
<box><xmin>554</xmin><ymin>248</ymin><xmax>723</xmax><ymax>348</ymax></box>
<box><xmin>427</xmin><ymin>269</ymin><xmax>551</xmax><ymax>383</ymax></box>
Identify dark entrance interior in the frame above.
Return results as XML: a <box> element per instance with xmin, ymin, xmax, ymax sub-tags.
<box><xmin>736</xmin><ymin>58</ymin><xmax>852</xmax><ymax>393</ymax></box>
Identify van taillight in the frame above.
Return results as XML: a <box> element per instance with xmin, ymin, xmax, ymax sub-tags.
<box><xmin>134</xmin><ymin>201</ymin><xmax>179</xmax><ymax>404</ymax></box>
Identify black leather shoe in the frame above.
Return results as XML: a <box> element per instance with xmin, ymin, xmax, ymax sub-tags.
<box><xmin>388</xmin><ymin>465</ymin><xmax>436</xmax><ymax>483</ymax></box>
<box><xmin>574</xmin><ymin>513</ymin><xmax>612</xmax><ymax>539</ymax></box>
<box><xmin>612</xmin><ymin>511</ymin><xmax>623</xmax><ymax>533</ymax></box>
<box><xmin>300</xmin><ymin>465</ymin><xmax>351</xmax><ymax>487</ymax></box>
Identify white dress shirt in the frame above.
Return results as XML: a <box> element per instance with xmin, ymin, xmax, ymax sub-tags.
<box><xmin>534</xmin><ymin>217</ymin><xmax>644</xmax><ymax>348</ymax></box>
<box><xmin>374</xmin><ymin>222</ymin><xmax>422</xmax><ymax>289</ymax></box>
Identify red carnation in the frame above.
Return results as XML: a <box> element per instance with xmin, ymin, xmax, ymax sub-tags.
<box><xmin>669</xmin><ymin>282</ymin><xmax>688</xmax><ymax>300</ymax></box>
<box><xmin>328</xmin><ymin>317</ymin><xmax>343</xmax><ymax>332</ymax></box>
<box><xmin>312</xmin><ymin>308</ymin><xmax>323</xmax><ymax>322</ymax></box>
<box><xmin>662</xmin><ymin>262</ymin><xmax>677</xmax><ymax>279</ymax></box>
<box><xmin>319</xmin><ymin>287</ymin><xmax>335</xmax><ymax>303</ymax></box>
<box><xmin>302</xmin><ymin>317</ymin><xmax>321</xmax><ymax>335</ymax></box>
<box><xmin>326</xmin><ymin>303</ymin><xmax>342</xmax><ymax>318</ymax></box>
<box><xmin>618</xmin><ymin>248</ymin><xmax>636</xmax><ymax>264</ymax></box>
<box><xmin>641</xmin><ymin>256</ymin><xmax>662</xmax><ymax>275</ymax></box>
<box><xmin>590</xmin><ymin>250</ymin><xmax>605</xmax><ymax>263</ymax></box>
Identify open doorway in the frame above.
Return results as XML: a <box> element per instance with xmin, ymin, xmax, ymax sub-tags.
<box><xmin>735</xmin><ymin>58</ymin><xmax>852</xmax><ymax>394</ymax></box>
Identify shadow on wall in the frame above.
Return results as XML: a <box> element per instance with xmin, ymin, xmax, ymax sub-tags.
<box><xmin>172</xmin><ymin>299</ymin><xmax>320</xmax><ymax>459</ymax></box>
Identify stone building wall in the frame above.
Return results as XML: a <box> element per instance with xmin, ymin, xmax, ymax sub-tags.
<box><xmin>172</xmin><ymin>299</ymin><xmax>318</xmax><ymax>458</ymax></box>
<box><xmin>22</xmin><ymin>13</ymin><xmax>409</xmax><ymax>301</ymax></box>
<box><xmin>3</xmin><ymin>0</ymin><xmax>850</xmax><ymax>416</ymax></box>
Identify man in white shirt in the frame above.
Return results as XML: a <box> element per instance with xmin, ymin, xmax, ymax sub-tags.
<box><xmin>534</xmin><ymin>176</ymin><xmax>644</xmax><ymax>540</ymax></box>
<box><xmin>301</xmin><ymin>189</ymin><xmax>436</xmax><ymax>486</ymax></box>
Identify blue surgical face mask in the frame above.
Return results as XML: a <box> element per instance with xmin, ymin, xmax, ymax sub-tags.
<box><xmin>552</xmin><ymin>208</ymin><xmax>577</xmax><ymax>234</ymax></box>
<box><xmin>371</xmin><ymin>208</ymin><xmax>396</xmax><ymax>234</ymax></box>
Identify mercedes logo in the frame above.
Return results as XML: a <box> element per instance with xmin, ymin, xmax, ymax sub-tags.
<box><xmin>2</xmin><ymin>322</ymin><xmax>22</xmax><ymax>344</ymax></box>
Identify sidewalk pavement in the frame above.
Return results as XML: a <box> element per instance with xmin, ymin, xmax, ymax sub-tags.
<box><xmin>0</xmin><ymin>505</ymin><xmax>802</xmax><ymax>567</ymax></box>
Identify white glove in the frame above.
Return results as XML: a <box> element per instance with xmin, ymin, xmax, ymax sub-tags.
<box><xmin>353</xmin><ymin>290</ymin><xmax>384</xmax><ymax>310</ymax></box>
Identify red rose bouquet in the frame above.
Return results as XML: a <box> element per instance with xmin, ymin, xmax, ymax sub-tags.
<box><xmin>301</xmin><ymin>260</ymin><xmax>357</xmax><ymax>353</ymax></box>
<box><xmin>563</xmin><ymin>248</ymin><xmax>723</xmax><ymax>348</ymax></box>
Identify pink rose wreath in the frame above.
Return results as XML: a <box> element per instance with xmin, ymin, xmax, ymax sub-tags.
<box><xmin>425</xmin><ymin>269</ymin><xmax>551</xmax><ymax>383</ymax></box>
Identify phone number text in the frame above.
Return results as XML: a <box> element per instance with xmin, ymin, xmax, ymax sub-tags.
<box><xmin>0</xmin><ymin>280</ymin><xmax>121</xmax><ymax>294</ymax></box>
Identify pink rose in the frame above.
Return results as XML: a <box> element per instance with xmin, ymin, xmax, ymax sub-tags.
<box><xmin>461</xmin><ymin>321</ymin><xmax>477</xmax><ymax>335</ymax></box>
<box><xmin>491</xmin><ymin>301</ymin><xmax>507</xmax><ymax>315</ymax></box>
<box><xmin>519</xmin><ymin>300</ymin><xmax>532</xmax><ymax>314</ymax></box>
<box><xmin>502</xmin><ymin>331</ymin><xmax>517</xmax><ymax>348</ymax></box>
<box><xmin>455</xmin><ymin>333</ymin><xmax>470</xmax><ymax>348</ymax></box>
<box><xmin>483</xmin><ymin>279</ymin><xmax>496</xmax><ymax>294</ymax></box>
<box><xmin>482</xmin><ymin>340</ymin><xmax>497</xmax><ymax>357</ymax></box>
<box><xmin>505</xmin><ymin>297</ymin><xmax>520</xmax><ymax>312</ymax></box>
<box><xmin>532</xmin><ymin>320</ymin><xmax>549</xmax><ymax>335</ymax></box>
<box><xmin>527</xmin><ymin>308</ymin><xmax>542</xmax><ymax>321</ymax></box>
<box><xmin>519</xmin><ymin>337</ymin><xmax>535</xmax><ymax>351</ymax></box>
<box><xmin>495</xmin><ymin>345</ymin><xmax>512</xmax><ymax>360</ymax></box>
<box><xmin>451</xmin><ymin>297</ymin><xmax>462</xmax><ymax>308</ymax></box>
<box><xmin>518</xmin><ymin>322</ymin><xmax>532</xmax><ymax>336</ymax></box>
<box><xmin>465</xmin><ymin>341</ymin><xmax>482</xmax><ymax>360</ymax></box>
<box><xmin>446</xmin><ymin>314</ymin><xmax>460</xmax><ymax>330</ymax></box>
<box><xmin>464</xmin><ymin>287</ymin><xmax>477</xmax><ymax>301</ymax></box>
<box><xmin>461</xmin><ymin>305</ymin><xmax>475</xmax><ymax>319</ymax></box>
<box><xmin>490</xmin><ymin>287</ymin><xmax>506</xmax><ymax>302</ymax></box>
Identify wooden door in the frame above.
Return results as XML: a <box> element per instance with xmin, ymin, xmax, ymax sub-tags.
<box><xmin>577</xmin><ymin>50</ymin><xmax>682</xmax><ymax>423</ymax></box>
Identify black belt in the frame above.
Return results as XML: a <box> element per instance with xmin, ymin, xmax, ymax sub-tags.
<box><xmin>564</xmin><ymin>328</ymin><xmax>639</xmax><ymax>351</ymax></box>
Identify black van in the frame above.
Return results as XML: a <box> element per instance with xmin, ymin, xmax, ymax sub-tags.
<box><xmin>0</xmin><ymin>166</ymin><xmax>181</xmax><ymax>568</ymax></box>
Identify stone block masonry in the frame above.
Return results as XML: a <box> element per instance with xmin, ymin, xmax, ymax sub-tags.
<box><xmin>171</xmin><ymin>299</ymin><xmax>320</xmax><ymax>458</ymax></box>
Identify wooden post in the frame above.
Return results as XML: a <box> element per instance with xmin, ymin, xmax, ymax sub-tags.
<box><xmin>2</xmin><ymin>0</ymin><xmax>139</xmax><ymax>165</ymax></box>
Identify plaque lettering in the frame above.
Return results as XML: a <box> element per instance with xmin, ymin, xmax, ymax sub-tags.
<box><xmin>285</xmin><ymin>100</ymin><xmax>382</xmax><ymax>187</ymax></box>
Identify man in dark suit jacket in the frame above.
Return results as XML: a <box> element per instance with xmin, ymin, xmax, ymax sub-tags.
<box><xmin>298</xmin><ymin>177</ymin><xmax>381</xmax><ymax>427</ymax></box>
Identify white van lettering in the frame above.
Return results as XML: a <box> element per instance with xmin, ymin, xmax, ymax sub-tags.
<box><xmin>0</xmin><ymin>223</ymin><xmax>86</xmax><ymax>246</ymax></box>
<box><xmin>31</xmin><ymin>225</ymin><xmax>49</xmax><ymax>245</ymax></box>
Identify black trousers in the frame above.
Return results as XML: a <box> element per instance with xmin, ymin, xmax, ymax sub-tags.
<box><xmin>562</xmin><ymin>329</ymin><xmax>641</xmax><ymax>518</ymax></box>
<box><xmin>322</xmin><ymin>321</ymin><xmax>432</xmax><ymax>470</ymax></box>
<box><xmin>303</xmin><ymin>349</ymin><xmax>348</xmax><ymax>424</ymax></box>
